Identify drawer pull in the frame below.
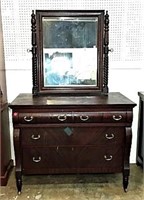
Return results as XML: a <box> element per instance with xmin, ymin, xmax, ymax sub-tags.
<box><xmin>104</xmin><ymin>155</ymin><xmax>113</xmax><ymax>161</ymax></box>
<box><xmin>31</xmin><ymin>134</ymin><xmax>41</xmax><ymax>140</ymax></box>
<box><xmin>80</xmin><ymin>115</ymin><xmax>89</xmax><ymax>121</ymax></box>
<box><xmin>57</xmin><ymin>115</ymin><xmax>67</xmax><ymax>121</ymax></box>
<box><xmin>24</xmin><ymin>116</ymin><xmax>33</xmax><ymax>122</ymax></box>
<box><xmin>112</xmin><ymin>115</ymin><xmax>122</xmax><ymax>121</ymax></box>
<box><xmin>105</xmin><ymin>133</ymin><xmax>114</xmax><ymax>140</ymax></box>
<box><xmin>32</xmin><ymin>156</ymin><xmax>41</xmax><ymax>163</ymax></box>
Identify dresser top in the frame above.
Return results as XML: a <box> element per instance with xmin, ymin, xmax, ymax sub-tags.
<box><xmin>9</xmin><ymin>92</ymin><xmax>136</xmax><ymax>109</ymax></box>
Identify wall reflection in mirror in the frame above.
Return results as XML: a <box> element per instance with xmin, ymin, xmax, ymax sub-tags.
<box><xmin>43</xmin><ymin>17</ymin><xmax>98</xmax><ymax>87</ymax></box>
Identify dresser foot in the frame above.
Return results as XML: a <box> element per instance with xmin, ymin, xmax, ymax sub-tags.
<box><xmin>123</xmin><ymin>175</ymin><xmax>129</xmax><ymax>192</ymax></box>
<box><xmin>16</xmin><ymin>173</ymin><xmax>22</xmax><ymax>194</ymax></box>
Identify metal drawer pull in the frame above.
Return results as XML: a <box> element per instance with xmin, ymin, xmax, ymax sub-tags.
<box><xmin>105</xmin><ymin>133</ymin><xmax>114</xmax><ymax>140</ymax></box>
<box><xmin>104</xmin><ymin>155</ymin><xmax>113</xmax><ymax>161</ymax></box>
<box><xmin>80</xmin><ymin>115</ymin><xmax>89</xmax><ymax>121</ymax></box>
<box><xmin>32</xmin><ymin>156</ymin><xmax>41</xmax><ymax>163</ymax></box>
<box><xmin>24</xmin><ymin>116</ymin><xmax>33</xmax><ymax>122</ymax></box>
<box><xmin>31</xmin><ymin>134</ymin><xmax>41</xmax><ymax>140</ymax></box>
<box><xmin>57</xmin><ymin>115</ymin><xmax>67</xmax><ymax>121</ymax></box>
<box><xmin>112</xmin><ymin>115</ymin><xmax>122</xmax><ymax>121</ymax></box>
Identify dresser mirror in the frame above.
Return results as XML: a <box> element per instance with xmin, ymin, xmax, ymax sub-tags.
<box><xmin>31</xmin><ymin>10</ymin><xmax>109</xmax><ymax>95</ymax></box>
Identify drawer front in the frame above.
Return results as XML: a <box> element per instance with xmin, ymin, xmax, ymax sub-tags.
<box><xmin>21</xmin><ymin>127</ymin><xmax>125</xmax><ymax>146</ymax></box>
<box><xmin>14</xmin><ymin>112</ymin><xmax>102</xmax><ymax>124</ymax></box>
<box><xmin>103</xmin><ymin>112</ymin><xmax>127</xmax><ymax>123</ymax></box>
<box><xmin>73</xmin><ymin>112</ymin><xmax>103</xmax><ymax>123</ymax></box>
<box><xmin>22</xmin><ymin>145</ymin><xmax>123</xmax><ymax>174</ymax></box>
<box><xmin>13</xmin><ymin>112</ymin><xmax>72</xmax><ymax>124</ymax></box>
<box><xmin>13</xmin><ymin>111</ymin><xmax>129</xmax><ymax>124</ymax></box>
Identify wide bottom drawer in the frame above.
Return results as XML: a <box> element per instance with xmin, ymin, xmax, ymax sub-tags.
<box><xmin>22</xmin><ymin>146</ymin><xmax>123</xmax><ymax>174</ymax></box>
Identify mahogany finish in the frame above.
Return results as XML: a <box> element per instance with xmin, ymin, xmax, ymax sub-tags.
<box><xmin>9</xmin><ymin>92</ymin><xmax>136</xmax><ymax>193</ymax></box>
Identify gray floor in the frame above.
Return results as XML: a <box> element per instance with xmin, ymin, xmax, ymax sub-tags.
<box><xmin>0</xmin><ymin>164</ymin><xmax>143</xmax><ymax>200</ymax></box>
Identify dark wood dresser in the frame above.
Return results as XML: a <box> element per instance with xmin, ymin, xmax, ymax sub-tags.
<box><xmin>136</xmin><ymin>92</ymin><xmax>144</xmax><ymax>168</ymax></box>
<box><xmin>9</xmin><ymin>92</ymin><xmax>136</xmax><ymax>193</ymax></box>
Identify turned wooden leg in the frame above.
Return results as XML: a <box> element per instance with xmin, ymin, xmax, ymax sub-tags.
<box><xmin>16</xmin><ymin>171</ymin><xmax>22</xmax><ymax>194</ymax></box>
<box><xmin>123</xmin><ymin>127</ymin><xmax>132</xmax><ymax>192</ymax></box>
<box><xmin>123</xmin><ymin>174</ymin><xmax>129</xmax><ymax>192</ymax></box>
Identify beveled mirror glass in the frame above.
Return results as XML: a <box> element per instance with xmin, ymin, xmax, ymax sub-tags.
<box><xmin>31</xmin><ymin>10</ymin><xmax>109</xmax><ymax>95</ymax></box>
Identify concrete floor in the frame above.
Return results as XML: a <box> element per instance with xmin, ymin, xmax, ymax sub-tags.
<box><xmin>0</xmin><ymin>164</ymin><xmax>143</xmax><ymax>200</ymax></box>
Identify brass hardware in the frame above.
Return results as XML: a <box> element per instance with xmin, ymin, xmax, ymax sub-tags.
<box><xmin>109</xmin><ymin>48</ymin><xmax>114</xmax><ymax>52</ymax></box>
<box><xmin>32</xmin><ymin>156</ymin><xmax>41</xmax><ymax>163</ymax></box>
<box><xmin>113</xmin><ymin>115</ymin><xmax>122</xmax><ymax>121</ymax></box>
<box><xmin>27</xmin><ymin>48</ymin><xmax>32</xmax><ymax>53</ymax></box>
<box><xmin>80</xmin><ymin>115</ymin><xmax>89</xmax><ymax>121</ymax></box>
<box><xmin>24</xmin><ymin>116</ymin><xmax>33</xmax><ymax>122</ymax></box>
<box><xmin>105</xmin><ymin>133</ymin><xmax>114</xmax><ymax>140</ymax></box>
<box><xmin>57</xmin><ymin>114</ymin><xmax>67</xmax><ymax>121</ymax></box>
<box><xmin>31</xmin><ymin>134</ymin><xmax>41</xmax><ymax>140</ymax></box>
<box><xmin>104</xmin><ymin>155</ymin><xmax>113</xmax><ymax>161</ymax></box>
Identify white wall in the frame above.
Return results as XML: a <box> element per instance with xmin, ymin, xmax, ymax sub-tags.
<box><xmin>1</xmin><ymin>0</ymin><xmax>144</xmax><ymax>163</ymax></box>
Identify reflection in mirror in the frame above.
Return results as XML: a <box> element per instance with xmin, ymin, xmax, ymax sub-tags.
<box><xmin>42</xmin><ymin>17</ymin><xmax>98</xmax><ymax>87</ymax></box>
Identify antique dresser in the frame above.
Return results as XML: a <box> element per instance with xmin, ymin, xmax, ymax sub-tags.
<box><xmin>9</xmin><ymin>10</ymin><xmax>136</xmax><ymax>193</ymax></box>
<box><xmin>10</xmin><ymin>92</ymin><xmax>136</xmax><ymax>193</ymax></box>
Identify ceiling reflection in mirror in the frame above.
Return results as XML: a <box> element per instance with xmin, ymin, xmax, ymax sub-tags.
<box><xmin>42</xmin><ymin>17</ymin><xmax>98</xmax><ymax>87</ymax></box>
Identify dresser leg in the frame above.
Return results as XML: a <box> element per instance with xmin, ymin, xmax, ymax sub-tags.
<box><xmin>123</xmin><ymin>175</ymin><xmax>129</xmax><ymax>192</ymax></box>
<box><xmin>16</xmin><ymin>171</ymin><xmax>22</xmax><ymax>194</ymax></box>
<box><xmin>13</xmin><ymin>128</ymin><xmax>22</xmax><ymax>193</ymax></box>
<box><xmin>123</xmin><ymin>127</ymin><xmax>132</xmax><ymax>192</ymax></box>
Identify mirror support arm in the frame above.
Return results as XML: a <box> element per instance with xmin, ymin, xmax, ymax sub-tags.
<box><xmin>31</xmin><ymin>10</ymin><xmax>38</xmax><ymax>96</ymax></box>
<box><xmin>103</xmin><ymin>11</ymin><xmax>109</xmax><ymax>95</ymax></box>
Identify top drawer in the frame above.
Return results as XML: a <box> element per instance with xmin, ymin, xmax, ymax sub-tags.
<box><xmin>13</xmin><ymin>111</ymin><xmax>102</xmax><ymax>124</ymax></box>
<box><xmin>13</xmin><ymin>112</ymin><xmax>72</xmax><ymax>124</ymax></box>
<box><xmin>12</xmin><ymin>111</ymin><xmax>131</xmax><ymax>124</ymax></box>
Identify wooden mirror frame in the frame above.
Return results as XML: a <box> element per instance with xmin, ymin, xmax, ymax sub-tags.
<box><xmin>31</xmin><ymin>10</ymin><xmax>109</xmax><ymax>96</ymax></box>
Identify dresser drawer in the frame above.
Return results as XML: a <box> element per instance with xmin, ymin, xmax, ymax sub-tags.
<box><xmin>73</xmin><ymin>112</ymin><xmax>103</xmax><ymax>123</ymax></box>
<box><xmin>13</xmin><ymin>111</ymin><xmax>103</xmax><ymax>124</ymax></box>
<box><xmin>13</xmin><ymin>112</ymin><xmax>72</xmax><ymax>124</ymax></box>
<box><xmin>21</xmin><ymin>127</ymin><xmax>125</xmax><ymax>146</ymax></box>
<box><xmin>102</xmin><ymin>111</ymin><xmax>127</xmax><ymax>123</ymax></box>
<box><xmin>13</xmin><ymin>110</ymin><xmax>129</xmax><ymax>124</ymax></box>
<box><xmin>22</xmin><ymin>145</ymin><xmax>123</xmax><ymax>174</ymax></box>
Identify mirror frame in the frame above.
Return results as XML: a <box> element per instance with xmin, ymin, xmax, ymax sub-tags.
<box><xmin>31</xmin><ymin>10</ymin><xmax>109</xmax><ymax>96</ymax></box>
